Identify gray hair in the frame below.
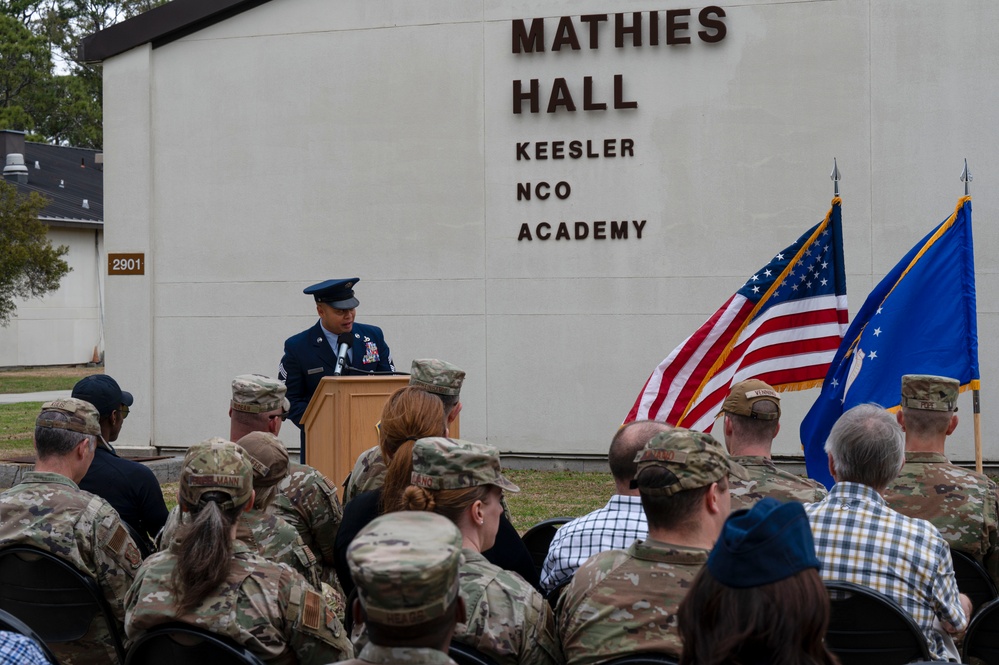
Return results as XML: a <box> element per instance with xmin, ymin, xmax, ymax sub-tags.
<box><xmin>34</xmin><ymin>414</ymin><xmax>91</xmax><ymax>459</ymax></box>
<box><xmin>825</xmin><ymin>404</ymin><xmax>904</xmax><ymax>490</ymax></box>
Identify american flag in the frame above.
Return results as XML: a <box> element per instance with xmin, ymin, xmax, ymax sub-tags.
<box><xmin>625</xmin><ymin>198</ymin><xmax>848</xmax><ymax>432</ymax></box>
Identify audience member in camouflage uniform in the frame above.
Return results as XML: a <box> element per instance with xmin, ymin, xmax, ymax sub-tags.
<box><xmin>718</xmin><ymin>379</ymin><xmax>827</xmax><ymax>510</ymax></box>
<box><xmin>126</xmin><ymin>439</ymin><xmax>351</xmax><ymax>665</ymax></box>
<box><xmin>229</xmin><ymin>373</ymin><xmax>290</xmax><ymax>442</ymax></box>
<box><xmin>0</xmin><ymin>398</ymin><xmax>142</xmax><ymax>665</ymax></box>
<box><xmin>158</xmin><ymin>435</ymin><xmax>323</xmax><ymax>590</ymax></box>
<box><xmin>356</xmin><ymin>437</ymin><xmax>561</xmax><ymax>665</ymax></box>
<box><xmin>344</xmin><ymin>358</ymin><xmax>465</xmax><ymax>503</ymax></box>
<box><xmin>271</xmin><ymin>462</ymin><xmax>343</xmax><ymax>587</ymax></box>
<box><xmin>331</xmin><ymin>512</ymin><xmax>465</xmax><ymax>665</ymax></box>
<box><xmin>228</xmin><ymin>373</ymin><xmax>345</xmax><ymax>586</ymax></box>
<box><xmin>884</xmin><ymin>374</ymin><xmax>999</xmax><ymax>583</ymax></box>
<box><xmin>557</xmin><ymin>429</ymin><xmax>748</xmax><ymax>664</ymax></box>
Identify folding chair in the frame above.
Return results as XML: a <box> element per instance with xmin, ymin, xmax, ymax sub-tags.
<box><xmin>124</xmin><ymin>622</ymin><xmax>266</xmax><ymax>665</ymax></box>
<box><xmin>520</xmin><ymin>517</ymin><xmax>572</xmax><ymax>576</ymax></box>
<box><xmin>0</xmin><ymin>545</ymin><xmax>127</xmax><ymax>664</ymax></box>
<box><xmin>824</xmin><ymin>580</ymin><xmax>932</xmax><ymax>665</ymax></box>
<box><xmin>950</xmin><ymin>549</ymin><xmax>998</xmax><ymax>614</ymax></box>
<box><xmin>449</xmin><ymin>641</ymin><xmax>501</xmax><ymax>665</ymax></box>
<box><xmin>963</xmin><ymin>597</ymin><xmax>999</xmax><ymax>664</ymax></box>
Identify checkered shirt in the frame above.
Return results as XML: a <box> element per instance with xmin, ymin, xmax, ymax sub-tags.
<box><xmin>540</xmin><ymin>494</ymin><xmax>648</xmax><ymax>594</ymax></box>
<box><xmin>805</xmin><ymin>481</ymin><xmax>967</xmax><ymax>660</ymax></box>
<box><xmin>0</xmin><ymin>631</ymin><xmax>51</xmax><ymax>665</ymax></box>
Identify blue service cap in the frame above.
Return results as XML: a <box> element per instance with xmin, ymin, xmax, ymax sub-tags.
<box><xmin>71</xmin><ymin>374</ymin><xmax>133</xmax><ymax>418</ymax></box>
<box><xmin>304</xmin><ymin>278</ymin><xmax>360</xmax><ymax>308</ymax></box>
<box><xmin>706</xmin><ymin>497</ymin><xmax>820</xmax><ymax>588</ymax></box>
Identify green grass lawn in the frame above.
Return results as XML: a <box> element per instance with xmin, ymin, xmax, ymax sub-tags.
<box><xmin>153</xmin><ymin>473</ymin><xmax>609</xmax><ymax>532</ymax></box>
<box><xmin>502</xmin><ymin>470</ymin><xmax>612</xmax><ymax>532</ymax></box>
<box><xmin>0</xmin><ymin>366</ymin><xmax>99</xmax><ymax>394</ymax></box>
<box><xmin>0</xmin><ymin>402</ymin><xmax>42</xmax><ymax>454</ymax></box>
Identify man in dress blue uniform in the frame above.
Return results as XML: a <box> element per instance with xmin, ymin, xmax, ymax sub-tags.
<box><xmin>279</xmin><ymin>278</ymin><xmax>394</xmax><ymax>460</ymax></box>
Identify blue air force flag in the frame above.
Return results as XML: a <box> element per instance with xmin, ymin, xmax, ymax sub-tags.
<box><xmin>800</xmin><ymin>197</ymin><xmax>979</xmax><ymax>487</ymax></box>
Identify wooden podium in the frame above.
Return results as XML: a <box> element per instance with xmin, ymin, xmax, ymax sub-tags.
<box><xmin>301</xmin><ymin>375</ymin><xmax>408</xmax><ymax>498</ymax></box>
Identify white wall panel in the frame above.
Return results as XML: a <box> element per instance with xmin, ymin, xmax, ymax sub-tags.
<box><xmin>99</xmin><ymin>0</ymin><xmax>999</xmax><ymax>460</ymax></box>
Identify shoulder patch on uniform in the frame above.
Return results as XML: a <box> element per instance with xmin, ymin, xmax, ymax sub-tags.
<box><xmin>107</xmin><ymin>524</ymin><xmax>127</xmax><ymax>552</ymax></box>
<box><xmin>316</xmin><ymin>474</ymin><xmax>336</xmax><ymax>497</ymax></box>
<box><xmin>104</xmin><ymin>524</ymin><xmax>141</xmax><ymax>568</ymax></box>
<box><xmin>302</xmin><ymin>588</ymin><xmax>323</xmax><ymax>630</ymax></box>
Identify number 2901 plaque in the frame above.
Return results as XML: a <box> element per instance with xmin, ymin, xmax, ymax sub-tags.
<box><xmin>108</xmin><ymin>253</ymin><xmax>145</xmax><ymax>275</ymax></box>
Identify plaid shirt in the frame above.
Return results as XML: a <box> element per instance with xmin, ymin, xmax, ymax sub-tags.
<box><xmin>0</xmin><ymin>631</ymin><xmax>51</xmax><ymax>665</ymax></box>
<box><xmin>805</xmin><ymin>481</ymin><xmax>967</xmax><ymax>660</ymax></box>
<box><xmin>540</xmin><ymin>495</ymin><xmax>647</xmax><ymax>593</ymax></box>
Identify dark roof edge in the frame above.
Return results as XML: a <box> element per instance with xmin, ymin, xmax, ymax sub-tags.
<box><xmin>40</xmin><ymin>218</ymin><xmax>104</xmax><ymax>229</ymax></box>
<box><xmin>78</xmin><ymin>0</ymin><xmax>273</xmax><ymax>63</ymax></box>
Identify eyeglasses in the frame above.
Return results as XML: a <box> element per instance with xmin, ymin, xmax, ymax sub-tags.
<box><xmin>119</xmin><ymin>404</ymin><xmax>129</xmax><ymax>419</ymax></box>
<box><xmin>270</xmin><ymin>411</ymin><xmax>289</xmax><ymax>422</ymax></box>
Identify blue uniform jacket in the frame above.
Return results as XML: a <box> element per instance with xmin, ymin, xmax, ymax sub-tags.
<box><xmin>279</xmin><ymin>320</ymin><xmax>394</xmax><ymax>433</ymax></box>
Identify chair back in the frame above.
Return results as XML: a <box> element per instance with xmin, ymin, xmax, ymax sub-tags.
<box><xmin>601</xmin><ymin>653</ymin><xmax>679</xmax><ymax>665</ymax></box>
<box><xmin>824</xmin><ymin>580</ymin><xmax>931</xmax><ymax>665</ymax></box>
<box><xmin>963</xmin><ymin>597</ymin><xmax>999</xmax><ymax>663</ymax></box>
<box><xmin>0</xmin><ymin>545</ymin><xmax>127</xmax><ymax>663</ymax></box>
<box><xmin>124</xmin><ymin>622</ymin><xmax>267</xmax><ymax>665</ymax></box>
<box><xmin>449</xmin><ymin>641</ymin><xmax>501</xmax><ymax>665</ymax></box>
<box><xmin>950</xmin><ymin>549</ymin><xmax>998</xmax><ymax>613</ymax></box>
<box><xmin>0</xmin><ymin>606</ymin><xmax>61</xmax><ymax>665</ymax></box>
<box><xmin>521</xmin><ymin>518</ymin><xmax>572</xmax><ymax>575</ymax></box>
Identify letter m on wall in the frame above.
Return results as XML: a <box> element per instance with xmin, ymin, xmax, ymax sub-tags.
<box><xmin>513</xmin><ymin>19</ymin><xmax>544</xmax><ymax>53</ymax></box>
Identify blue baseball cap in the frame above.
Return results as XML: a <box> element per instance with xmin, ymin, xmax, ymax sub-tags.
<box><xmin>71</xmin><ymin>374</ymin><xmax>133</xmax><ymax>419</ymax></box>
<box><xmin>304</xmin><ymin>278</ymin><xmax>360</xmax><ymax>308</ymax></box>
<box><xmin>707</xmin><ymin>497</ymin><xmax>820</xmax><ymax>588</ymax></box>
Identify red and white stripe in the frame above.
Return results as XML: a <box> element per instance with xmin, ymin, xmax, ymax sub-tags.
<box><xmin>625</xmin><ymin>294</ymin><xmax>848</xmax><ymax>432</ymax></box>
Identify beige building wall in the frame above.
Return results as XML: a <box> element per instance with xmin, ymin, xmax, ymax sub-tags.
<box><xmin>0</xmin><ymin>225</ymin><xmax>103</xmax><ymax>367</ymax></box>
<box><xmin>100</xmin><ymin>0</ymin><xmax>999</xmax><ymax>462</ymax></box>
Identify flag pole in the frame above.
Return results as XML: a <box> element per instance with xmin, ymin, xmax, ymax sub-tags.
<box><xmin>962</xmin><ymin>159</ymin><xmax>983</xmax><ymax>474</ymax></box>
<box><xmin>831</xmin><ymin>158</ymin><xmax>840</xmax><ymax>197</ymax></box>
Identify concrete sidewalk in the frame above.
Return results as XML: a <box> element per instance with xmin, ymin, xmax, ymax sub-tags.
<box><xmin>0</xmin><ymin>390</ymin><xmax>71</xmax><ymax>404</ymax></box>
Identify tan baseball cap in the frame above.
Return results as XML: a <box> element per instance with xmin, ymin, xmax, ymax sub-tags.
<box><xmin>717</xmin><ymin>379</ymin><xmax>781</xmax><ymax>420</ymax></box>
<box><xmin>235</xmin><ymin>431</ymin><xmax>290</xmax><ymax>489</ymax></box>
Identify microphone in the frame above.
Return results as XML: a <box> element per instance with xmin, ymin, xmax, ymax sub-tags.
<box><xmin>333</xmin><ymin>333</ymin><xmax>352</xmax><ymax>376</ymax></box>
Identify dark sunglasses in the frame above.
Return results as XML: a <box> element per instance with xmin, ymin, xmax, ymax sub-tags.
<box><xmin>119</xmin><ymin>404</ymin><xmax>129</xmax><ymax>419</ymax></box>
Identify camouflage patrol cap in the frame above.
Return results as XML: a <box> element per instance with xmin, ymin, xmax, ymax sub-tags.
<box><xmin>409</xmin><ymin>359</ymin><xmax>465</xmax><ymax>397</ymax></box>
<box><xmin>632</xmin><ymin>428</ymin><xmax>749</xmax><ymax>496</ymax></box>
<box><xmin>178</xmin><ymin>438</ymin><xmax>254</xmax><ymax>511</ymax></box>
<box><xmin>717</xmin><ymin>379</ymin><xmax>781</xmax><ymax>420</ymax></box>
<box><xmin>235</xmin><ymin>431</ymin><xmax>290</xmax><ymax>489</ymax></box>
<box><xmin>348</xmin><ymin>511</ymin><xmax>463</xmax><ymax>626</ymax></box>
<box><xmin>410</xmin><ymin>437</ymin><xmax>520</xmax><ymax>493</ymax></box>
<box><xmin>35</xmin><ymin>398</ymin><xmax>101</xmax><ymax>436</ymax></box>
<box><xmin>901</xmin><ymin>374</ymin><xmax>959</xmax><ymax>412</ymax></box>
<box><xmin>231</xmin><ymin>374</ymin><xmax>290</xmax><ymax>414</ymax></box>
